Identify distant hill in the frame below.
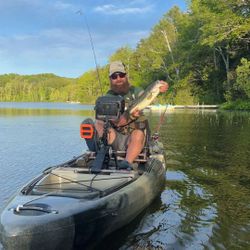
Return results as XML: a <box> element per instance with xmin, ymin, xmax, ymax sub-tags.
<box><xmin>0</xmin><ymin>73</ymin><xmax>78</xmax><ymax>102</ymax></box>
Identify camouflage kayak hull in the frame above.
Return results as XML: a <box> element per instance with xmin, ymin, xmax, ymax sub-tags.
<box><xmin>0</xmin><ymin>151</ymin><xmax>165</xmax><ymax>249</ymax></box>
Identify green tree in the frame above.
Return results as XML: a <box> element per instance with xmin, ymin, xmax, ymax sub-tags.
<box><xmin>235</xmin><ymin>58</ymin><xmax>250</xmax><ymax>98</ymax></box>
<box><xmin>192</xmin><ymin>0</ymin><xmax>250</xmax><ymax>100</ymax></box>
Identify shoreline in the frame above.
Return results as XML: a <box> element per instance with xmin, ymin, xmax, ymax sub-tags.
<box><xmin>148</xmin><ymin>104</ymin><xmax>219</xmax><ymax>110</ymax></box>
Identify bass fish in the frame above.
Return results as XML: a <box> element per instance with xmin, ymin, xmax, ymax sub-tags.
<box><xmin>128</xmin><ymin>80</ymin><xmax>165</xmax><ymax>114</ymax></box>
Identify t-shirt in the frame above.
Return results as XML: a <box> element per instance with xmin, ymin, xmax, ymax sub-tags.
<box><xmin>105</xmin><ymin>86</ymin><xmax>148</xmax><ymax>134</ymax></box>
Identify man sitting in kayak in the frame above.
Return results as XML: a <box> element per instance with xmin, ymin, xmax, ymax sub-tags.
<box><xmin>86</xmin><ymin>61</ymin><xmax>168</xmax><ymax>170</ymax></box>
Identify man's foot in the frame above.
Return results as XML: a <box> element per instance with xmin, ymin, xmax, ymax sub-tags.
<box><xmin>117</xmin><ymin>160</ymin><xmax>132</xmax><ymax>170</ymax></box>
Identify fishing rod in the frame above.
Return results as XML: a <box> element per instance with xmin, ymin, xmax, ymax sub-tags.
<box><xmin>152</xmin><ymin>106</ymin><xmax>168</xmax><ymax>140</ymax></box>
<box><xmin>76</xmin><ymin>10</ymin><xmax>103</xmax><ymax>95</ymax></box>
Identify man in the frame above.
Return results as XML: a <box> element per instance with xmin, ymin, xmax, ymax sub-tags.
<box><xmin>94</xmin><ymin>61</ymin><xmax>168</xmax><ymax>169</ymax></box>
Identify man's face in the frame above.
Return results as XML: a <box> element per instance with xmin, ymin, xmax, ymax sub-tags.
<box><xmin>110</xmin><ymin>72</ymin><xmax>129</xmax><ymax>94</ymax></box>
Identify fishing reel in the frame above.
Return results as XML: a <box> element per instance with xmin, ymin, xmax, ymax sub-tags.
<box><xmin>95</xmin><ymin>96</ymin><xmax>125</xmax><ymax>121</ymax></box>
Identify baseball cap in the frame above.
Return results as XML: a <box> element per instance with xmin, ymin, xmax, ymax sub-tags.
<box><xmin>109</xmin><ymin>61</ymin><xmax>126</xmax><ymax>76</ymax></box>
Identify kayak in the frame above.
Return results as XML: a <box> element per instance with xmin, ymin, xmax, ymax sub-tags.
<box><xmin>0</xmin><ymin>141</ymin><xmax>166</xmax><ymax>249</ymax></box>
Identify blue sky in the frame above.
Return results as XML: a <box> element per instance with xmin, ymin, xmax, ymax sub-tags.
<box><xmin>0</xmin><ymin>0</ymin><xmax>186</xmax><ymax>78</ymax></box>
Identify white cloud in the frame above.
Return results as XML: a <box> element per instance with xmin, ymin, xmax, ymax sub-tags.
<box><xmin>0</xmin><ymin>28</ymin><xmax>90</xmax><ymax>54</ymax></box>
<box><xmin>0</xmin><ymin>0</ymin><xmax>160</xmax><ymax>76</ymax></box>
<box><xmin>0</xmin><ymin>29</ymin><xmax>95</xmax><ymax>77</ymax></box>
<box><xmin>0</xmin><ymin>26</ymin><xmax>150</xmax><ymax>77</ymax></box>
<box><xmin>94</xmin><ymin>4</ymin><xmax>153</xmax><ymax>15</ymax></box>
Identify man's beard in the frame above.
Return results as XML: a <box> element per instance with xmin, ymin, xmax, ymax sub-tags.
<box><xmin>111</xmin><ymin>81</ymin><xmax>130</xmax><ymax>95</ymax></box>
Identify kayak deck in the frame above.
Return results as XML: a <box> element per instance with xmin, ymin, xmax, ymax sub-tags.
<box><xmin>30</xmin><ymin>165</ymin><xmax>137</xmax><ymax>198</ymax></box>
<box><xmin>23</xmin><ymin>145</ymin><xmax>165</xmax><ymax>199</ymax></box>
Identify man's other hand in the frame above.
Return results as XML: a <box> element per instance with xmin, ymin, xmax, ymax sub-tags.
<box><xmin>159</xmin><ymin>80</ymin><xmax>169</xmax><ymax>93</ymax></box>
<box><xmin>131</xmin><ymin>108</ymin><xmax>141</xmax><ymax>118</ymax></box>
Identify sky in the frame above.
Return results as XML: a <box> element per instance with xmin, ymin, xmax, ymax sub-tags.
<box><xmin>0</xmin><ymin>0</ymin><xmax>187</xmax><ymax>78</ymax></box>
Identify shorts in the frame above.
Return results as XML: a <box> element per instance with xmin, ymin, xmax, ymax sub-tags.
<box><xmin>110</xmin><ymin>130</ymin><xmax>130</xmax><ymax>151</ymax></box>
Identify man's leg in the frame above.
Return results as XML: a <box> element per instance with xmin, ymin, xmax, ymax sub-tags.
<box><xmin>95</xmin><ymin>120</ymin><xmax>116</xmax><ymax>145</ymax></box>
<box><xmin>125</xmin><ymin>129</ymin><xmax>145</xmax><ymax>164</ymax></box>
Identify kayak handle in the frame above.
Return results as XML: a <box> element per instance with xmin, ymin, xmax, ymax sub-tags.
<box><xmin>11</xmin><ymin>204</ymin><xmax>58</xmax><ymax>214</ymax></box>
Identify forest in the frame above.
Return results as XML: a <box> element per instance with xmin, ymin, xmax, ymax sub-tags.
<box><xmin>0</xmin><ymin>0</ymin><xmax>249</xmax><ymax>109</ymax></box>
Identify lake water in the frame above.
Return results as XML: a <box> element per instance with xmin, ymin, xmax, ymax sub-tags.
<box><xmin>0</xmin><ymin>102</ymin><xmax>249</xmax><ymax>249</ymax></box>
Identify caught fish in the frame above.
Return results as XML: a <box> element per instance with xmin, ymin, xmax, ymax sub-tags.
<box><xmin>128</xmin><ymin>80</ymin><xmax>166</xmax><ymax>114</ymax></box>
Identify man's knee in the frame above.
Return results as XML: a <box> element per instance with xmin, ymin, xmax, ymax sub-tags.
<box><xmin>107</xmin><ymin>128</ymin><xmax>117</xmax><ymax>145</ymax></box>
<box><xmin>131</xmin><ymin>129</ymin><xmax>145</xmax><ymax>139</ymax></box>
<box><xmin>130</xmin><ymin>129</ymin><xmax>145</xmax><ymax>145</ymax></box>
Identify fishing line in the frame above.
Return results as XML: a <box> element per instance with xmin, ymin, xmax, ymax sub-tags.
<box><xmin>76</xmin><ymin>10</ymin><xmax>103</xmax><ymax>95</ymax></box>
<box><xmin>154</xmin><ymin>106</ymin><xmax>168</xmax><ymax>136</ymax></box>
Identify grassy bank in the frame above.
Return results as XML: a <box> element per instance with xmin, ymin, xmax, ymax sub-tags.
<box><xmin>220</xmin><ymin>100</ymin><xmax>250</xmax><ymax>111</ymax></box>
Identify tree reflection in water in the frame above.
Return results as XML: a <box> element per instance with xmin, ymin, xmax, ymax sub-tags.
<box><xmin>121</xmin><ymin>110</ymin><xmax>250</xmax><ymax>250</ymax></box>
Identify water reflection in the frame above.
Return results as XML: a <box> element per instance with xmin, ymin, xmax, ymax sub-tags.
<box><xmin>0</xmin><ymin>108</ymin><xmax>94</xmax><ymax>116</ymax></box>
<box><xmin>114</xmin><ymin>110</ymin><xmax>250</xmax><ymax>249</ymax></box>
<box><xmin>0</xmin><ymin>106</ymin><xmax>249</xmax><ymax>249</ymax></box>
<box><xmin>0</xmin><ymin>102</ymin><xmax>95</xmax><ymax>117</ymax></box>
<box><xmin>149</xmin><ymin>110</ymin><xmax>250</xmax><ymax>249</ymax></box>
<box><xmin>0</xmin><ymin>102</ymin><xmax>94</xmax><ymax>110</ymax></box>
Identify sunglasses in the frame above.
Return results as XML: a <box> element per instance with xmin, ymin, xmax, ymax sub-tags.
<box><xmin>110</xmin><ymin>72</ymin><xmax>126</xmax><ymax>80</ymax></box>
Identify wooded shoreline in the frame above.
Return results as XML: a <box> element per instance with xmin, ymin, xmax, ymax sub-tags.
<box><xmin>0</xmin><ymin>1</ymin><xmax>249</xmax><ymax>110</ymax></box>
